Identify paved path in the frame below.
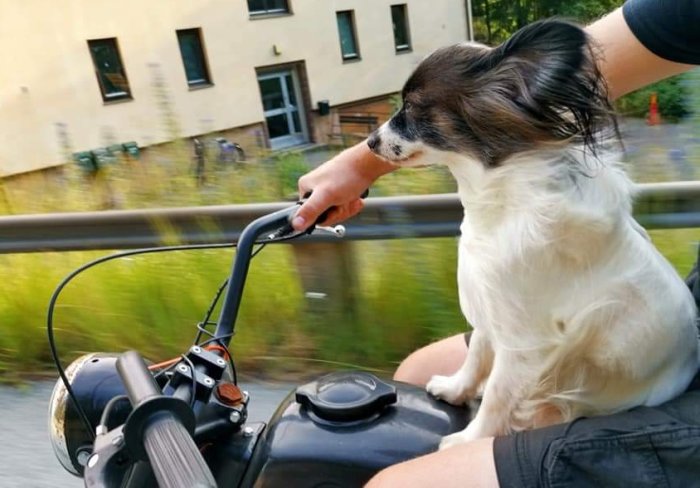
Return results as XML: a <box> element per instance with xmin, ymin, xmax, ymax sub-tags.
<box><xmin>0</xmin><ymin>381</ymin><xmax>292</xmax><ymax>488</ymax></box>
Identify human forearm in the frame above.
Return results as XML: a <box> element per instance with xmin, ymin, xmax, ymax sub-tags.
<box><xmin>585</xmin><ymin>7</ymin><xmax>694</xmax><ymax>100</ymax></box>
<box><xmin>292</xmin><ymin>141</ymin><xmax>396</xmax><ymax>230</ymax></box>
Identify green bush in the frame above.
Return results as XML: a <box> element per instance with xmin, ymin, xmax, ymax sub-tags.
<box><xmin>272</xmin><ymin>153</ymin><xmax>311</xmax><ymax>199</ymax></box>
<box><xmin>616</xmin><ymin>73</ymin><xmax>693</xmax><ymax>121</ymax></box>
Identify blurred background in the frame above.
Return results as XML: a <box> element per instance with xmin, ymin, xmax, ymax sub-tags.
<box><xmin>0</xmin><ymin>1</ymin><xmax>699</xmax><ymax>485</ymax></box>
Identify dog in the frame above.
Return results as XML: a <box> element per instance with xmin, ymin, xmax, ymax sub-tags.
<box><xmin>367</xmin><ymin>19</ymin><xmax>700</xmax><ymax>449</ymax></box>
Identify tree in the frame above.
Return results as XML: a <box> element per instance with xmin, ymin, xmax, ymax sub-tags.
<box><xmin>472</xmin><ymin>0</ymin><xmax>623</xmax><ymax>44</ymax></box>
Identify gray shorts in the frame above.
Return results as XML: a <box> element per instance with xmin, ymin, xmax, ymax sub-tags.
<box><xmin>468</xmin><ymin>325</ymin><xmax>700</xmax><ymax>488</ymax></box>
<box><xmin>489</xmin><ymin>255</ymin><xmax>700</xmax><ymax>486</ymax></box>
<box><xmin>493</xmin><ymin>381</ymin><xmax>700</xmax><ymax>487</ymax></box>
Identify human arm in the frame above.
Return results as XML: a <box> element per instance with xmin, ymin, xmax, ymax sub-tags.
<box><xmin>292</xmin><ymin>141</ymin><xmax>396</xmax><ymax>230</ymax></box>
<box><xmin>585</xmin><ymin>6</ymin><xmax>696</xmax><ymax>100</ymax></box>
<box><xmin>294</xmin><ymin>1</ymin><xmax>699</xmax><ymax>231</ymax></box>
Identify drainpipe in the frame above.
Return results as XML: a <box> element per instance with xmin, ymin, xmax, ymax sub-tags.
<box><xmin>464</xmin><ymin>0</ymin><xmax>474</xmax><ymax>41</ymax></box>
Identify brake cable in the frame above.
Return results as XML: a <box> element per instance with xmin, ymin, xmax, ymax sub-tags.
<box><xmin>47</xmin><ymin>223</ymin><xmax>313</xmax><ymax>441</ymax></box>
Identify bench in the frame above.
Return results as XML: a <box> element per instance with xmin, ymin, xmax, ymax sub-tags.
<box><xmin>329</xmin><ymin>114</ymin><xmax>380</xmax><ymax>147</ymax></box>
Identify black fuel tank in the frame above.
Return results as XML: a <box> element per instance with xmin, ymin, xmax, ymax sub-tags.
<box><xmin>244</xmin><ymin>371</ymin><xmax>469</xmax><ymax>487</ymax></box>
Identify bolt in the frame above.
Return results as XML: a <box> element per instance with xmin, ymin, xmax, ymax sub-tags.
<box><xmin>178</xmin><ymin>364</ymin><xmax>189</xmax><ymax>372</ymax></box>
<box><xmin>243</xmin><ymin>427</ymin><xmax>255</xmax><ymax>437</ymax></box>
<box><xmin>87</xmin><ymin>454</ymin><xmax>99</xmax><ymax>469</ymax></box>
<box><xmin>229</xmin><ymin>411</ymin><xmax>241</xmax><ymax>424</ymax></box>
<box><xmin>76</xmin><ymin>449</ymin><xmax>91</xmax><ymax>467</ymax></box>
<box><xmin>204</xmin><ymin>377</ymin><xmax>214</xmax><ymax>386</ymax></box>
<box><xmin>217</xmin><ymin>358</ymin><xmax>226</xmax><ymax>366</ymax></box>
<box><xmin>192</xmin><ymin>346</ymin><xmax>202</xmax><ymax>354</ymax></box>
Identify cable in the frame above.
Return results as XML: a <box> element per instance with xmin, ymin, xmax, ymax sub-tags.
<box><xmin>98</xmin><ymin>394</ymin><xmax>130</xmax><ymax>432</ymax></box>
<box><xmin>47</xmin><ymin>242</ymin><xmax>234</xmax><ymax>441</ymax></box>
<box><xmin>194</xmin><ymin>277</ymin><xmax>229</xmax><ymax>344</ymax></box>
<box><xmin>180</xmin><ymin>354</ymin><xmax>198</xmax><ymax>407</ymax></box>
<box><xmin>48</xmin><ymin>216</ymin><xmax>313</xmax><ymax>441</ymax></box>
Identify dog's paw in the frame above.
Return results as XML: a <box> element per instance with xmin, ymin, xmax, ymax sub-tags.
<box><xmin>426</xmin><ymin>374</ymin><xmax>469</xmax><ymax>405</ymax></box>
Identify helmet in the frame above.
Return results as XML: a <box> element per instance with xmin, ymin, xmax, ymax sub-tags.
<box><xmin>48</xmin><ymin>353</ymin><xmax>129</xmax><ymax>476</ymax></box>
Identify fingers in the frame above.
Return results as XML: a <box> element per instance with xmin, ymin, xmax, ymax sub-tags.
<box><xmin>291</xmin><ymin>189</ymin><xmax>330</xmax><ymax>230</ymax></box>
<box><xmin>292</xmin><ymin>197</ymin><xmax>364</xmax><ymax>231</ymax></box>
<box><xmin>319</xmin><ymin>199</ymin><xmax>365</xmax><ymax>226</ymax></box>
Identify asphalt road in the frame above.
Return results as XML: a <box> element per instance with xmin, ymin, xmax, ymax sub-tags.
<box><xmin>0</xmin><ymin>381</ymin><xmax>293</xmax><ymax>488</ymax></box>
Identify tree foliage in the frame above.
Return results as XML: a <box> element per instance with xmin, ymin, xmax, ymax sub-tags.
<box><xmin>470</xmin><ymin>0</ymin><xmax>694</xmax><ymax>121</ymax></box>
<box><xmin>472</xmin><ymin>0</ymin><xmax>623</xmax><ymax>44</ymax></box>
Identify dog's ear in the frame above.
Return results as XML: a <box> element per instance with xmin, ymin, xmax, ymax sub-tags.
<box><xmin>482</xmin><ymin>19</ymin><xmax>616</xmax><ymax>155</ymax></box>
<box><xmin>495</xmin><ymin>19</ymin><xmax>589</xmax><ymax>101</ymax></box>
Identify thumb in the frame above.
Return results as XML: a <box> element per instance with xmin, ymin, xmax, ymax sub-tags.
<box><xmin>292</xmin><ymin>190</ymin><xmax>329</xmax><ymax>231</ymax></box>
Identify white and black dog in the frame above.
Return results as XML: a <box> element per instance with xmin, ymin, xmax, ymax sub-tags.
<box><xmin>368</xmin><ymin>20</ymin><xmax>700</xmax><ymax>449</ymax></box>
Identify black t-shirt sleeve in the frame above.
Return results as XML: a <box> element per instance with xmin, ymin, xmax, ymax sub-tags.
<box><xmin>623</xmin><ymin>0</ymin><xmax>700</xmax><ymax>65</ymax></box>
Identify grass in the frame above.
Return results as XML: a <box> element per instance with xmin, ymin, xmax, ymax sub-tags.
<box><xmin>2</xmin><ymin>229</ymin><xmax>698</xmax><ymax>383</ymax></box>
<box><xmin>2</xmin><ymin>141</ymin><xmax>700</xmax><ymax>382</ymax></box>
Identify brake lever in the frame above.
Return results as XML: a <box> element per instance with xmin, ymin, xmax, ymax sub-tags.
<box><xmin>265</xmin><ymin>189</ymin><xmax>368</xmax><ymax>242</ymax></box>
<box><xmin>314</xmin><ymin>224</ymin><xmax>346</xmax><ymax>238</ymax></box>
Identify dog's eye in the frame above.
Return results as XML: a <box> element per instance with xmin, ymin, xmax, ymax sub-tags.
<box><xmin>403</xmin><ymin>101</ymin><xmax>412</xmax><ymax>112</ymax></box>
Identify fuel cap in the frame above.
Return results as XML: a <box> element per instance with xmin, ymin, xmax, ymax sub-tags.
<box><xmin>295</xmin><ymin>372</ymin><xmax>397</xmax><ymax>422</ymax></box>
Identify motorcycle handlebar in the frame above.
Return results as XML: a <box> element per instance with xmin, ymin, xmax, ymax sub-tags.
<box><xmin>143</xmin><ymin>412</ymin><xmax>217</xmax><ymax>488</ymax></box>
<box><xmin>213</xmin><ymin>204</ymin><xmax>302</xmax><ymax>343</ymax></box>
<box><xmin>213</xmin><ymin>191</ymin><xmax>367</xmax><ymax>344</ymax></box>
<box><xmin>116</xmin><ymin>351</ymin><xmax>217</xmax><ymax>488</ymax></box>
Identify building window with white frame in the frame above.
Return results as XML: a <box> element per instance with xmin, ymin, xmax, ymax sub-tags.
<box><xmin>336</xmin><ymin>10</ymin><xmax>360</xmax><ymax>61</ymax></box>
<box><xmin>87</xmin><ymin>38</ymin><xmax>132</xmax><ymax>102</ymax></box>
<box><xmin>248</xmin><ymin>0</ymin><xmax>290</xmax><ymax>16</ymax></box>
<box><xmin>391</xmin><ymin>4</ymin><xmax>411</xmax><ymax>52</ymax></box>
<box><xmin>176</xmin><ymin>28</ymin><xmax>213</xmax><ymax>88</ymax></box>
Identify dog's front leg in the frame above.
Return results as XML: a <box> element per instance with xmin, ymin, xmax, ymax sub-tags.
<box><xmin>439</xmin><ymin>353</ymin><xmax>524</xmax><ymax>449</ymax></box>
<box><xmin>426</xmin><ymin>328</ymin><xmax>493</xmax><ymax>405</ymax></box>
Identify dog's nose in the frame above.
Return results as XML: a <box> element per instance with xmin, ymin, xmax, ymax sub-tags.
<box><xmin>367</xmin><ymin>133</ymin><xmax>381</xmax><ymax>151</ymax></box>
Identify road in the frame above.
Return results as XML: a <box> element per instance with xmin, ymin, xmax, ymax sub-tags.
<box><xmin>0</xmin><ymin>381</ymin><xmax>292</xmax><ymax>488</ymax></box>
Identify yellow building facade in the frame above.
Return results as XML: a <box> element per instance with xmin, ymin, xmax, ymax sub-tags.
<box><xmin>0</xmin><ymin>0</ymin><xmax>469</xmax><ymax>176</ymax></box>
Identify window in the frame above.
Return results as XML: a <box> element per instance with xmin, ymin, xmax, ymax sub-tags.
<box><xmin>248</xmin><ymin>0</ymin><xmax>289</xmax><ymax>16</ymax></box>
<box><xmin>87</xmin><ymin>38</ymin><xmax>131</xmax><ymax>102</ymax></box>
<box><xmin>336</xmin><ymin>10</ymin><xmax>360</xmax><ymax>61</ymax></box>
<box><xmin>391</xmin><ymin>4</ymin><xmax>411</xmax><ymax>52</ymax></box>
<box><xmin>176</xmin><ymin>28</ymin><xmax>212</xmax><ymax>87</ymax></box>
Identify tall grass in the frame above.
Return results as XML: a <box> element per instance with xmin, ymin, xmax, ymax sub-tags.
<box><xmin>2</xmin><ymin>229</ymin><xmax>698</xmax><ymax>382</ymax></box>
<box><xmin>2</xmin><ymin>144</ymin><xmax>700</xmax><ymax>382</ymax></box>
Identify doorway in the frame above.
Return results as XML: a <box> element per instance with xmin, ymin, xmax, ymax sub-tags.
<box><xmin>257</xmin><ymin>69</ymin><xmax>308</xmax><ymax>150</ymax></box>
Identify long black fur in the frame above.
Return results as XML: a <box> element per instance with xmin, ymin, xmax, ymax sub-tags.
<box><xmin>392</xmin><ymin>19</ymin><xmax>619</xmax><ymax>166</ymax></box>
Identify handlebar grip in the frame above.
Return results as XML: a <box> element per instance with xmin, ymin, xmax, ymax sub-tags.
<box><xmin>143</xmin><ymin>412</ymin><xmax>217</xmax><ymax>488</ymax></box>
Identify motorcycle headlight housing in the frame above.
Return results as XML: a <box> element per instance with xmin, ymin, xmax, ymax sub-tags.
<box><xmin>48</xmin><ymin>353</ymin><xmax>129</xmax><ymax>476</ymax></box>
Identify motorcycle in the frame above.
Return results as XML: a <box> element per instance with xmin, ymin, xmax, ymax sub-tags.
<box><xmin>47</xmin><ymin>198</ymin><xmax>468</xmax><ymax>487</ymax></box>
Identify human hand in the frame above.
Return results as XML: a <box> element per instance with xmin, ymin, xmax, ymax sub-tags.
<box><xmin>292</xmin><ymin>142</ymin><xmax>396</xmax><ymax>230</ymax></box>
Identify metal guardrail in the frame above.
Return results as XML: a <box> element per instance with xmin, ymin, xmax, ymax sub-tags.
<box><xmin>2</xmin><ymin>181</ymin><xmax>700</xmax><ymax>254</ymax></box>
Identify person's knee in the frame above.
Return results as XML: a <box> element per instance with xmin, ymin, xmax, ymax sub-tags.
<box><xmin>393</xmin><ymin>348</ymin><xmax>427</xmax><ymax>385</ymax></box>
<box><xmin>365</xmin><ymin>438</ymin><xmax>499</xmax><ymax>488</ymax></box>
<box><xmin>393</xmin><ymin>334</ymin><xmax>468</xmax><ymax>387</ymax></box>
<box><xmin>364</xmin><ymin>466</ymin><xmax>395</xmax><ymax>488</ymax></box>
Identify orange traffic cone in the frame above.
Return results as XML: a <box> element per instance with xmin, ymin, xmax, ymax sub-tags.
<box><xmin>647</xmin><ymin>92</ymin><xmax>661</xmax><ymax>126</ymax></box>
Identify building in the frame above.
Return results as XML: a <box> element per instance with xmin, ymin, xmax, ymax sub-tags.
<box><xmin>0</xmin><ymin>0</ymin><xmax>470</xmax><ymax>177</ymax></box>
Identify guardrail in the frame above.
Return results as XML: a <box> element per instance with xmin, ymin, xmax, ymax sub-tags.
<box><xmin>2</xmin><ymin>181</ymin><xmax>700</xmax><ymax>254</ymax></box>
